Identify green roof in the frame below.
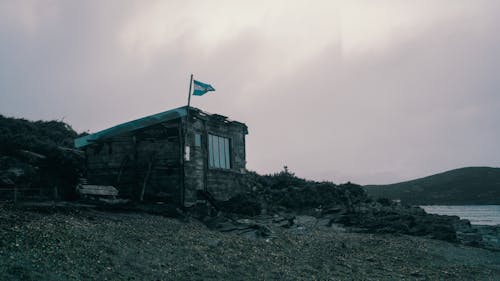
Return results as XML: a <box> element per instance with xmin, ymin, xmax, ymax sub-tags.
<box><xmin>74</xmin><ymin>106</ymin><xmax>187</xmax><ymax>148</ymax></box>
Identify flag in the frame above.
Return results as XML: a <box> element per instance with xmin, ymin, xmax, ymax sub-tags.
<box><xmin>193</xmin><ymin>80</ymin><xmax>215</xmax><ymax>96</ymax></box>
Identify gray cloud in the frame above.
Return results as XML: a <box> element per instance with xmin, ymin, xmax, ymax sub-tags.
<box><xmin>1</xmin><ymin>1</ymin><xmax>499</xmax><ymax>184</ymax></box>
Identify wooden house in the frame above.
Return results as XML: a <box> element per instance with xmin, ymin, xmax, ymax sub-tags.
<box><xmin>74</xmin><ymin>106</ymin><xmax>249</xmax><ymax>206</ymax></box>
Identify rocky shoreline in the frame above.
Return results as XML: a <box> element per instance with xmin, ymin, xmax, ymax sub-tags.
<box><xmin>2</xmin><ymin>170</ymin><xmax>499</xmax><ymax>279</ymax></box>
<box><xmin>1</xmin><ymin>202</ymin><xmax>499</xmax><ymax>280</ymax></box>
<box><xmin>204</xmin><ymin>176</ymin><xmax>500</xmax><ymax>252</ymax></box>
<box><xmin>204</xmin><ymin>200</ymin><xmax>500</xmax><ymax>252</ymax></box>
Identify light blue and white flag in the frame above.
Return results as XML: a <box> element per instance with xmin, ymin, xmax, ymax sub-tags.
<box><xmin>193</xmin><ymin>80</ymin><xmax>215</xmax><ymax>96</ymax></box>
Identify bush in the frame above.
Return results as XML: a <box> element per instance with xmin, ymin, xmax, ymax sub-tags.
<box><xmin>0</xmin><ymin>115</ymin><xmax>83</xmax><ymax>200</ymax></box>
<box><xmin>219</xmin><ymin>193</ymin><xmax>262</xmax><ymax>216</ymax></box>
<box><xmin>376</xmin><ymin>197</ymin><xmax>393</xmax><ymax>206</ymax></box>
<box><xmin>258</xmin><ymin>166</ymin><xmax>309</xmax><ymax>190</ymax></box>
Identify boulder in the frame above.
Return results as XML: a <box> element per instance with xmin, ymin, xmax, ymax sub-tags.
<box><xmin>293</xmin><ymin>215</ymin><xmax>317</xmax><ymax>229</ymax></box>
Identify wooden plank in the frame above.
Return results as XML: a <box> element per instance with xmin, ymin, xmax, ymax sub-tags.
<box><xmin>78</xmin><ymin>185</ymin><xmax>118</xmax><ymax>196</ymax></box>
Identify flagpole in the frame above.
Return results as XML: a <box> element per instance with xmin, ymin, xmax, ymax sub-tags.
<box><xmin>182</xmin><ymin>74</ymin><xmax>193</xmax><ymax>206</ymax></box>
<box><xmin>185</xmin><ymin>73</ymin><xmax>193</xmax><ymax>150</ymax></box>
<box><xmin>187</xmin><ymin>74</ymin><xmax>193</xmax><ymax>110</ymax></box>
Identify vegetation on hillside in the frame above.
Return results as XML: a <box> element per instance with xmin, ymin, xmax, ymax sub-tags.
<box><xmin>364</xmin><ymin>167</ymin><xmax>500</xmax><ymax>205</ymax></box>
<box><xmin>2</xmin><ymin>113</ymin><xmax>499</xmax><ymax>208</ymax></box>
<box><xmin>0</xmin><ymin>115</ymin><xmax>83</xmax><ymax>199</ymax></box>
<box><xmin>228</xmin><ymin>167</ymin><xmax>368</xmax><ymax>214</ymax></box>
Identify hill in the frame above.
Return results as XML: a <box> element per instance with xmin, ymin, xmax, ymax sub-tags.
<box><xmin>364</xmin><ymin>167</ymin><xmax>500</xmax><ymax>205</ymax></box>
<box><xmin>0</xmin><ymin>115</ymin><xmax>83</xmax><ymax>199</ymax></box>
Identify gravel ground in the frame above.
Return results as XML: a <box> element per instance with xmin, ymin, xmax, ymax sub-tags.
<box><xmin>1</xmin><ymin>205</ymin><xmax>499</xmax><ymax>281</ymax></box>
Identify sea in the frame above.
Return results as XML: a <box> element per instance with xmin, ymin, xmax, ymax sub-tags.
<box><xmin>420</xmin><ymin>205</ymin><xmax>500</xmax><ymax>226</ymax></box>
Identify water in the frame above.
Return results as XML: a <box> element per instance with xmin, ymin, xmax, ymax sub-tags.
<box><xmin>421</xmin><ymin>205</ymin><xmax>500</xmax><ymax>226</ymax></box>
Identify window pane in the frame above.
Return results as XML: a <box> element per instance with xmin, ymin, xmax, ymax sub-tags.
<box><xmin>213</xmin><ymin>135</ymin><xmax>220</xmax><ymax>168</ymax></box>
<box><xmin>224</xmin><ymin>138</ymin><xmax>230</xmax><ymax>168</ymax></box>
<box><xmin>219</xmin><ymin>136</ymin><xmax>226</xmax><ymax>168</ymax></box>
<box><xmin>208</xmin><ymin>134</ymin><xmax>231</xmax><ymax>169</ymax></box>
<box><xmin>195</xmin><ymin>133</ymin><xmax>201</xmax><ymax>147</ymax></box>
<box><xmin>208</xmin><ymin>135</ymin><xmax>213</xmax><ymax>168</ymax></box>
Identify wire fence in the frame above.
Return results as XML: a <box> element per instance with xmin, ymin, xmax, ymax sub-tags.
<box><xmin>0</xmin><ymin>186</ymin><xmax>57</xmax><ymax>203</ymax></box>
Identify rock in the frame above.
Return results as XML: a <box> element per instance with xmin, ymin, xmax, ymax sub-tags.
<box><xmin>218</xmin><ymin>193</ymin><xmax>262</xmax><ymax>216</ymax></box>
<box><xmin>472</xmin><ymin>225</ymin><xmax>500</xmax><ymax>251</ymax></box>
<box><xmin>457</xmin><ymin>232</ymin><xmax>483</xmax><ymax>246</ymax></box>
<box><xmin>316</xmin><ymin>218</ymin><xmax>332</xmax><ymax>227</ymax></box>
<box><xmin>235</xmin><ymin>224</ymin><xmax>273</xmax><ymax>239</ymax></box>
<box><xmin>205</xmin><ymin>238</ymin><xmax>222</xmax><ymax>247</ymax></box>
<box><xmin>236</xmin><ymin>218</ymin><xmax>256</xmax><ymax>225</ymax></box>
<box><xmin>287</xmin><ymin>226</ymin><xmax>310</xmax><ymax>235</ymax></box>
<box><xmin>270</xmin><ymin>216</ymin><xmax>292</xmax><ymax>228</ymax></box>
<box><xmin>293</xmin><ymin>215</ymin><xmax>317</xmax><ymax>229</ymax></box>
<box><xmin>321</xmin><ymin>207</ymin><xmax>344</xmax><ymax>215</ymax></box>
<box><xmin>326</xmin><ymin>206</ymin><xmax>461</xmax><ymax>243</ymax></box>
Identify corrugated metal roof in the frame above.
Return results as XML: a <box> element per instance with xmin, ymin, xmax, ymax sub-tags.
<box><xmin>74</xmin><ymin>106</ymin><xmax>187</xmax><ymax>148</ymax></box>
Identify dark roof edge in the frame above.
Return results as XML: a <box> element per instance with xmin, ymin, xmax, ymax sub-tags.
<box><xmin>74</xmin><ymin>106</ymin><xmax>187</xmax><ymax>148</ymax></box>
<box><xmin>190</xmin><ymin>107</ymin><xmax>248</xmax><ymax>129</ymax></box>
<box><xmin>75</xmin><ymin>106</ymin><xmax>247</xmax><ymax>148</ymax></box>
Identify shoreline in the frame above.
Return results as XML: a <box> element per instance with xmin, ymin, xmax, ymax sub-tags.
<box><xmin>1</xmin><ymin>204</ymin><xmax>499</xmax><ymax>280</ymax></box>
<box><xmin>420</xmin><ymin>205</ymin><xmax>500</xmax><ymax>226</ymax></box>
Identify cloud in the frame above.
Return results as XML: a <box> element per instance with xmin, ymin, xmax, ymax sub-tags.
<box><xmin>245</xmin><ymin>6</ymin><xmax>500</xmax><ymax>184</ymax></box>
<box><xmin>1</xmin><ymin>1</ymin><xmax>499</xmax><ymax>184</ymax></box>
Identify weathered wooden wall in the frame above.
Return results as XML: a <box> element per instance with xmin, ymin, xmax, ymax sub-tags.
<box><xmin>84</xmin><ymin>108</ymin><xmax>249</xmax><ymax>206</ymax></box>
<box><xmin>85</xmin><ymin>121</ymin><xmax>182</xmax><ymax>203</ymax></box>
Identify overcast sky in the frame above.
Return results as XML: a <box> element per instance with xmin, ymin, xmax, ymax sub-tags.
<box><xmin>1</xmin><ymin>1</ymin><xmax>499</xmax><ymax>184</ymax></box>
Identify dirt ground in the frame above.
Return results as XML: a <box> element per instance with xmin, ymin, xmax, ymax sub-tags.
<box><xmin>1</xmin><ymin>204</ymin><xmax>499</xmax><ymax>281</ymax></box>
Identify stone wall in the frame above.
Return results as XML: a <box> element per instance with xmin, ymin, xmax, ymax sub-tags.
<box><xmin>183</xmin><ymin>109</ymin><xmax>249</xmax><ymax>205</ymax></box>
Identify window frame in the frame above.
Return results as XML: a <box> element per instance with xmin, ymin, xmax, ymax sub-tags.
<box><xmin>208</xmin><ymin>134</ymin><xmax>231</xmax><ymax>170</ymax></box>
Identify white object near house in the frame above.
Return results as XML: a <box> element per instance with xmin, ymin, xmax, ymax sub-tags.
<box><xmin>77</xmin><ymin>185</ymin><xmax>118</xmax><ymax>198</ymax></box>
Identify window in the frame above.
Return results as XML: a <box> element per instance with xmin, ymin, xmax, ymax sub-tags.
<box><xmin>208</xmin><ymin>134</ymin><xmax>231</xmax><ymax>169</ymax></box>
<box><xmin>194</xmin><ymin>133</ymin><xmax>201</xmax><ymax>147</ymax></box>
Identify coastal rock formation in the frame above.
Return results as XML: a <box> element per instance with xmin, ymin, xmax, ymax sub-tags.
<box><xmin>210</xmin><ymin>172</ymin><xmax>499</xmax><ymax>250</ymax></box>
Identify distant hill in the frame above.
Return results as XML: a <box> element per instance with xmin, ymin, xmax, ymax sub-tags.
<box><xmin>364</xmin><ymin>167</ymin><xmax>500</xmax><ymax>205</ymax></box>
